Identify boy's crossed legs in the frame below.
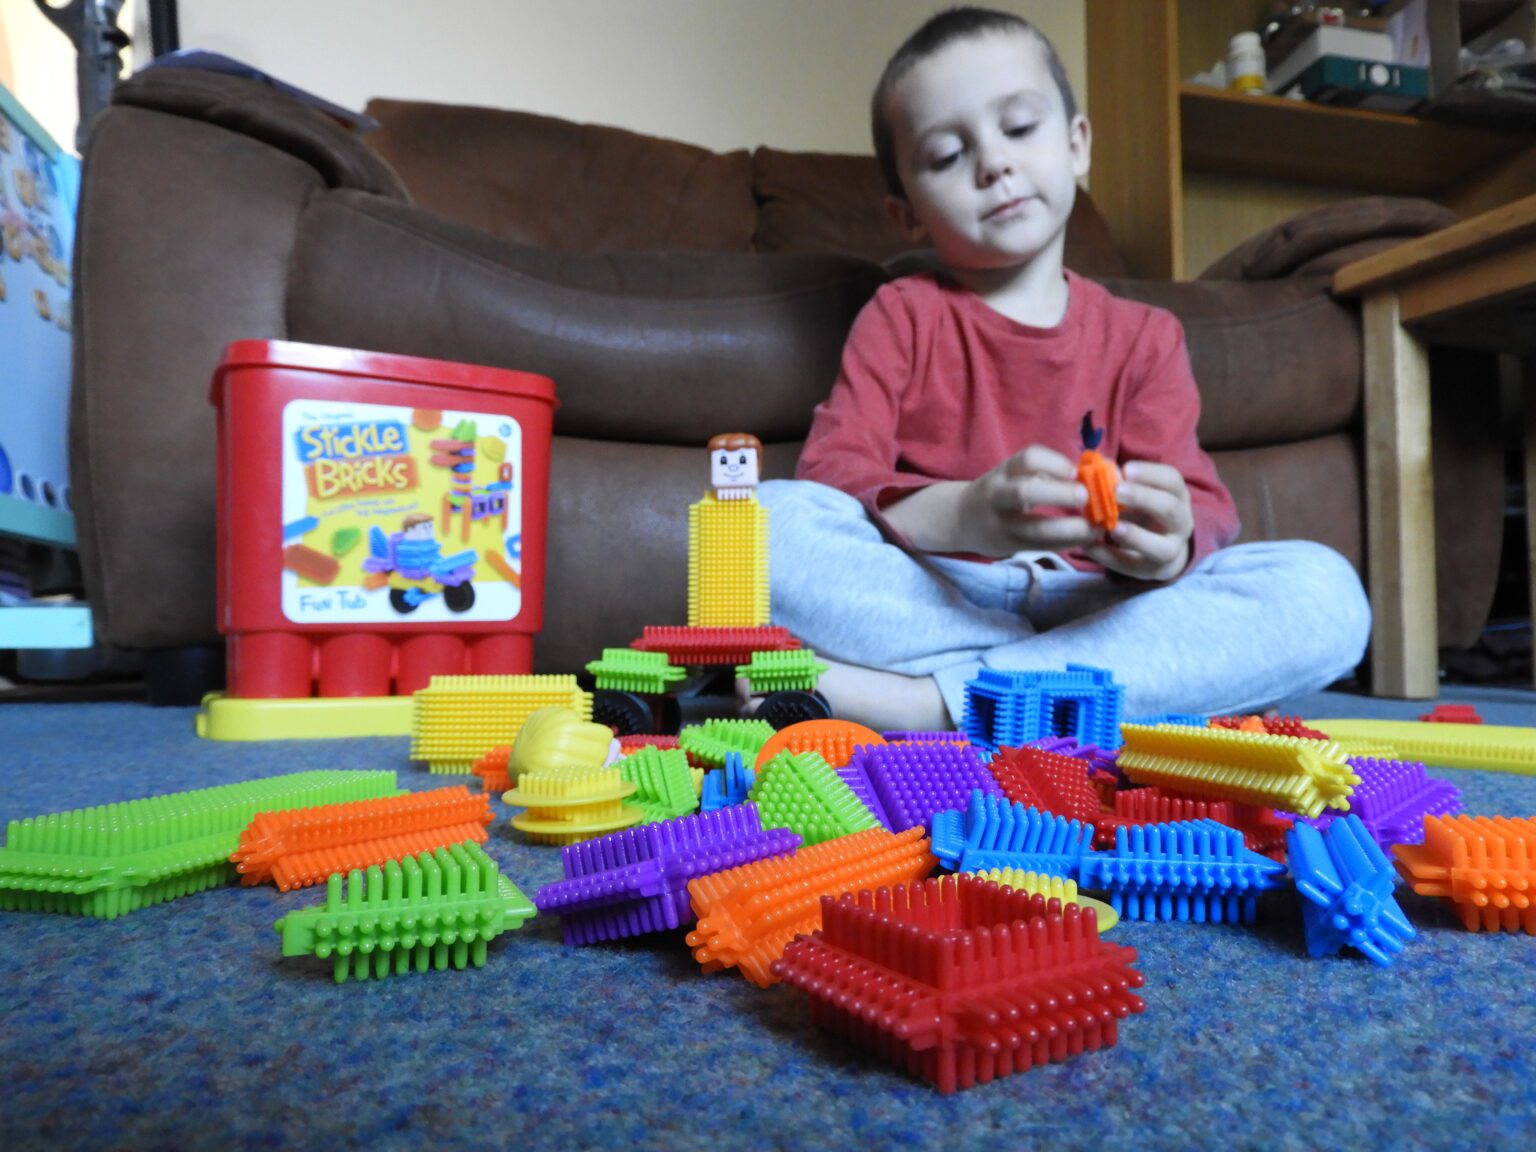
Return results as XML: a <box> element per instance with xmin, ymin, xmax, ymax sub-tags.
<box><xmin>757</xmin><ymin>479</ymin><xmax>1372</xmax><ymax>731</ymax></box>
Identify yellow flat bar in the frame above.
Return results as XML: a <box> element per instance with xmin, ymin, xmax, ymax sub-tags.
<box><xmin>195</xmin><ymin>693</ymin><xmax>414</xmax><ymax>741</ymax></box>
<box><xmin>1306</xmin><ymin>719</ymin><xmax>1536</xmax><ymax>776</ymax></box>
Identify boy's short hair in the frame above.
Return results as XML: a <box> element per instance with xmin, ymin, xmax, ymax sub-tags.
<box><xmin>872</xmin><ymin>6</ymin><xmax>1079</xmax><ymax>200</ymax></box>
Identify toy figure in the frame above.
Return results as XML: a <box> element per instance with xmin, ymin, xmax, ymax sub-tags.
<box><xmin>691</xmin><ymin>433</ymin><xmax>769</xmax><ymax>627</ymax></box>
<box><xmin>1077</xmin><ymin>411</ymin><xmax>1121</xmax><ymax>532</ymax></box>
<box><xmin>365</xmin><ymin>512</ymin><xmax>478</xmax><ymax>614</ymax></box>
<box><xmin>709</xmin><ymin>432</ymin><xmax>762</xmax><ymax>500</ymax></box>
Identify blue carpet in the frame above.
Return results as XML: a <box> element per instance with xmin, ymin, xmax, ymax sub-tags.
<box><xmin>3</xmin><ymin>691</ymin><xmax>1536</xmax><ymax>1152</ymax></box>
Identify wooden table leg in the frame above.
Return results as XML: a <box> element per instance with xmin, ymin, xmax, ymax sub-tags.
<box><xmin>1362</xmin><ymin>292</ymin><xmax>1439</xmax><ymax>698</ymax></box>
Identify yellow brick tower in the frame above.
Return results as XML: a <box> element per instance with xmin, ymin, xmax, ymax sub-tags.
<box><xmin>688</xmin><ymin>492</ymin><xmax>770</xmax><ymax>626</ymax></box>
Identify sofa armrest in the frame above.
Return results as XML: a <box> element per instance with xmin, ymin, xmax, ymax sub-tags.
<box><xmin>1198</xmin><ymin>196</ymin><xmax>1456</xmax><ymax>282</ymax></box>
<box><xmin>111</xmin><ymin>69</ymin><xmax>409</xmax><ymax>200</ymax></box>
<box><xmin>70</xmin><ymin>91</ymin><xmax>350</xmax><ymax>650</ymax></box>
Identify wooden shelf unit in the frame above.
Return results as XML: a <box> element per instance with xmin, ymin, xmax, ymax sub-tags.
<box><xmin>1087</xmin><ymin>0</ymin><xmax>1536</xmax><ymax>280</ymax></box>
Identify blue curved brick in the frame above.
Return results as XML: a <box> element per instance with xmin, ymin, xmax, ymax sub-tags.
<box><xmin>1288</xmin><ymin>814</ymin><xmax>1415</xmax><ymax>967</ymax></box>
<box><xmin>1079</xmin><ymin>819</ymin><xmax>1287</xmax><ymax>925</ymax></box>
<box><xmin>930</xmin><ymin>789</ymin><xmax>1095</xmax><ymax>878</ymax></box>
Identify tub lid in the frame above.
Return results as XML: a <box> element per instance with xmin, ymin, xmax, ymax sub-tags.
<box><xmin>211</xmin><ymin>339</ymin><xmax>557</xmax><ymax>407</ymax></box>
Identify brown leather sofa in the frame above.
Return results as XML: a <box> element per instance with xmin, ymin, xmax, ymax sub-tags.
<box><xmin>69</xmin><ymin>68</ymin><xmax>1503</xmax><ymax>694</ymax></box>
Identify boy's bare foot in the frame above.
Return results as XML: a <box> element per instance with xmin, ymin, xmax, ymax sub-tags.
<box><xmin>737</xmin><ymin>657</ymin><xmax>952</xmax><ymax>734</ymax></box>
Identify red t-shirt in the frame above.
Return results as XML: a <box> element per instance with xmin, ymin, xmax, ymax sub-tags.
<box><xmin>795</xmin><ymin>270</ymin><xmax>1240</xmax><ymax>574</ymax></box>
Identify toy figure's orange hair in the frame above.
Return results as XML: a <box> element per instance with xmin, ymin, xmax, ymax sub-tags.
<box><xmin>709</xmin><ymin>433</ymin><xmax>763</xmax><ymax>455</ymax></box>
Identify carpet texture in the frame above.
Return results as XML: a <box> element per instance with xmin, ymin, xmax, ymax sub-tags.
<box><xmin>3</xmin><ymin>691</ymin><xmax>1535</xmax><ymax>1152</ymax></box>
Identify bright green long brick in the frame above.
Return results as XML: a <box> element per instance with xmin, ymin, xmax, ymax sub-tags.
<box><xmin>585</xmin><ymin>648</ymin><xmax>687</xmax><ymax>694</ymax></box>
<box><xmin>619</xmin><ymin>746</ymin><xmax>699</xmax><ymax>822</ymax></box>
<box><xmin>0</xmin><ymin>770</ymin><xmax>397</xmax><ymax>919</ymax></box>
<box><xmin>275</xmin><ymin>841</ymin><xmax>535</xmax><ymax>983</ymax></box>
<box><xmin>678</xmin><ymin>719</ymin><xmax>776</xmax><ymax>768</ymax></box>
<box><xmin>748</xmin><ymin>750</ymin><xmax>879</xmax><ymax>846</ymax></box>
<box><xmin>735</xmin><ymin>649</ymin><xmax>828</xmax><ymax>694</ymax></box>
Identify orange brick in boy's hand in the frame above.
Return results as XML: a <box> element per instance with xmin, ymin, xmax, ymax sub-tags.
<box><xmin>1077</xmin><ymin>411</ymin><xmax>1120</xmax><ymax>532</ymax></box>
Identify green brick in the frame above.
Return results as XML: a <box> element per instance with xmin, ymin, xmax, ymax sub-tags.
<box><xmin>0</xmin><ymin>770</ymin><xmax>398</xmax><ymax>919</ymax></box>
<box><xmin>275</xmin><ymin>841</ymin><xmax>535</xmax><ymax>983</ymax></box>
<box><xmin>736</xmin><ymin>649</ymin><xmax>828</xmax><ymax>694</ymax></box>
<box><xmin>678</xmin><ymin>718</ymin><xmax>776</xmax><ymax>768</ymax></box>
<box><xmin>619</xmin><ymin>746</ymin><xmax>699</xmax><ymax>822</ymax></box>
<box><xmin>748</xmin><ymin>750</ymin><xmax>879</xmax><ymax>846</ymax></box>
<box><xmin>585</xmin><ymin>647</ymin><xmax>687</xmax><ymax>694</ymax></box>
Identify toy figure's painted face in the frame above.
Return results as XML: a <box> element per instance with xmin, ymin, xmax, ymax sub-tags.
<box><xmin>712</xmin><ymin>447</ymin><xmax>760</xmax><ymax>491</ymax></box>
<box><xmin>403</xmin><ymin>519</ymin><xmax>435</xmax><ymax>541</ymax></box>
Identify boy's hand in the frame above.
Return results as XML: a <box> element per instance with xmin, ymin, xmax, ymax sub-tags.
<box><xmin>959</xmin><ymin>445</ymin><xmax>1098</xmax><ymax>557</ymax></box>
<box><xmin>1085</xmin><ymin>461</ymin><xmax>1194</xmax><ymax>581</ymax></box>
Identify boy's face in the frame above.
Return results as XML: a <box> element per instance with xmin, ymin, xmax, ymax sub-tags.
<box><xmin>883</xmin><ymin>31</ymin><xmax>1090</xmax><ymax>277</ymax></box>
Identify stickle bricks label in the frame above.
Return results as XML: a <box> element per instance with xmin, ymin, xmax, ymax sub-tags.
<box><xmin>299</xmin><ymin>420</ymin><xmax>421</xmax><ymax>498</ymax></box>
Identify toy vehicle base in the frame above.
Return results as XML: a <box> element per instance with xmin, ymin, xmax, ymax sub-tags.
<box><xmin>592</xmin><ymin>686</ymin><xmax>827</xmax><ymax>737</ymax></box>
<box><xmin>195</xmin><ymin>692</ymin><xmax>413</xmax><ymax>741</ymax></box>
<box><xmin>756</xmin><ymin>689</ymin><xmax>833</xmax><ymax>730</ymax></box>
<box><xmin>592</xmin><ymin>689</ymin><xmax>683</xmax><ymax>736</ymax></box>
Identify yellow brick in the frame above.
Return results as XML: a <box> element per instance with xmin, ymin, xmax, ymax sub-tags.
<box><xmin>409</xmin><ymin>675</ymin><xmax>592</xmax><ymax>773</ymax></box>
<box><xmin>687</xmin><ymin>494</ymin><xmax>770</xmax><ymax>627</ymax></box>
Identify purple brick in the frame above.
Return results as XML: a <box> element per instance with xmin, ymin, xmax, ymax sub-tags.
<box><xmin>533</xmin><ymin>804</ymin><xmax>801</xmax><ymax>945</ymax></box>
<box><xmin>1029</xmin><ymin>736</ymin><xmax>1121</xmax><ymax>777</ymax></box>
<box><xmin>881</xmin><ymin>730</ymin><xmax>971</xmax><ymax>744</ymax></box>
<box><xmin>1282</xmin><ymin>757</ymin><xmax>1462</xmax><ymax>849</ymax></box>
<box><xmin>836</xmin><ymin>760</ymin><xmax>893</xmax><ymax>831</ymax></box>
<box><xmin>850</xmin><ymin>742</ymin><xmax>1003</xmax><ymax>833</ymax></box>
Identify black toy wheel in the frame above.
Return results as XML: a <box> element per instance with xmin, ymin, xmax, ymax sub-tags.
<box><xmin>443</xmin><ymin>582</ymin><xmax>476</xmax><ymax>613</ymax></box>
<box><xmin>592</xmin><ymin>689</ymin><xmax>655</xmax><ymax>737</ymax></box>
<box><xmin>758</xmin><ymin>689</ymin><xmax>833</xmax><ymax>730</ymax></box>
<box><xmin>653</xmin><ymin>694</ymin><xmax>682</xmax><ymax>736</ymax></box>
<box><xmin>389</xmin><ymin>588</ymin><xmax>420</xmax><ymax>615</ymax></box>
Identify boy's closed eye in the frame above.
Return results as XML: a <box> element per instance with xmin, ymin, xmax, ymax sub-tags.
<box><xmin>922</xmin><ymin>140</ymin><xmax>963</xmax><ymax>172</ymax></box>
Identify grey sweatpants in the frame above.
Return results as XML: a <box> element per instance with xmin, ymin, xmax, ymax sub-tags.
<box><xmin>759</xmin><ymin>479</ymin><xmax>1372</xmax><ymax>725</ymax></box>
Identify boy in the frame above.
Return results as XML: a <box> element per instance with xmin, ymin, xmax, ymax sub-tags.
<box><xmin>756</xmin><ymin>7</ymin><xmax>1370</xmax><ymax>731</ymax></box>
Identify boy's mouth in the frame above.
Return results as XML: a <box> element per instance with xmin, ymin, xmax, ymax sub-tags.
<box><xmin>984</xmin><ymin>197</ymin><xmax>1029</xmax><ymax>221</ymax></box>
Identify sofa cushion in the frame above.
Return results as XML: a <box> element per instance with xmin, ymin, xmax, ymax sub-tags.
<box><xmin>1101</xmin><ymin>277</ymin><xmax>1361</xmax><ymax>451</ymax></box>
<box><xmin>287</xmin><ymin>191</ymin><xmax>885</xmax><ymax>444</ymax></box>
<box><xmin>539</xmin><ymin>437</ymin><xmax>802</xmax><ymax>672</ymax></box>
<box><xmin>364</xmin><ymin>100</ymin><xmax>758</xmax><ymax>252</ymax></box>
<box><xmin>751</xmin><ymin>146</ymin><xmax>1128</xmax><ymax>278</ymax></box>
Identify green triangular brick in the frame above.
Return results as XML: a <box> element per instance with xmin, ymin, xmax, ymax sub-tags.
<box><xmin>619</xmin><ymin>746</ymin><xmax>699</xmax><ymax>822</ymax></box>
<box><xmin>275</xmin><ymin>841</ymin><xmax>535</xmax><ymax>984</ymax></box>
<box><xmin>748</xmin><ymin>750</ymin><xmax>879</xmax><ymax>846</ymax></box>
<box><xmin>678</xmin><ymin>718</ymin><xmax>776</xmax><ymax>768</ymax></box>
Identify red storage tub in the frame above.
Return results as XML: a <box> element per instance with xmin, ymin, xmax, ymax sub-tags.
<box><xmin>210</xmin><ymin>340</ymin><xmax>557</xmax><ymax>698</ymax></box>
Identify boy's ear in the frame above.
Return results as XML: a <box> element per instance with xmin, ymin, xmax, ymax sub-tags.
<box><xmin>1069</xmin><ymin>114</ymin><xmax>1092</xmax><ymax>182</ymax></box>
<box><xmin>885</xmin><ymin>194</ymin><xmax>927</xmax><ymax>244</ymax></box>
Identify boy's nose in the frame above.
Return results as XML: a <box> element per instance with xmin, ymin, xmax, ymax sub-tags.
<box><xmin>974</xmin><ymin>144</ymin><xmax>1013</xmax><ymax>185</ymax></box>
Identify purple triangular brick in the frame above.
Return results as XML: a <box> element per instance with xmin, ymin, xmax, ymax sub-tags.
<box><xmin>836</xmin><ymin>759</ymin><xmax>893</xmax><ymax>830</ymax></box>
<box><xmin>851</xmin><ymin>742</ymin><xmax>1002</xmax><ymax>833</ymax></box>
